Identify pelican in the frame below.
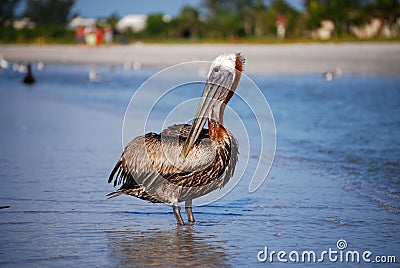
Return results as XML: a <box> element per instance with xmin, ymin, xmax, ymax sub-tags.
<box><xmin>108</xmin><ymin>53</ymin><xmax>244</xmax><ymax>225</ymax></box>
<box><xmin>23</xmin><ymin>63</ymin><xmax>35</xmax><ymax>85</ymax></box>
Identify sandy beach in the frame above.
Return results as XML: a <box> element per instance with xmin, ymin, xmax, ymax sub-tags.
<box><xmin>1</xmin><ymin>42</ymin><xmax>400</xmax><ymax>76</ymax></box>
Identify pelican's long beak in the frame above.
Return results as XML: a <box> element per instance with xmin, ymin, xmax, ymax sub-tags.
<box><xmin>181</xmin><ymin>69</ymin><xmax>233</xmax><ymax>158</ymax></box>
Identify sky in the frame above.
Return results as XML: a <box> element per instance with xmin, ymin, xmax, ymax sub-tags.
<box><xmin>72</xmin><ymin>0</ymin><xmax>304</xmax><ymax>18</ymax></box>
<box><xmin>72</xmin><ymin>0</ymin><xmax>203</xmax><ymax>18</ymax></box>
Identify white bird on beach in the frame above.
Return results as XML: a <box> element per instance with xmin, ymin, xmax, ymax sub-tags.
<box><xmin>89</xmin><ymin>70</ymin><xmax>102</xmax><ymax>82</ymax></box>
<box><xmin>0</xmin><ymin>54</ymin><xmax>10</xmax><ymax>69</ymax></box>
<box><xmin>37</xmin><ymin>61</ymin><xmax>45</xmax><ymax>71</ymax></box>
<box><xmin>133</xmin><ymin>62</ymin><xmax>142</xmax><ymax>70</ymax></box>
<box><xmin>323</xmin><ymin>67</ymin><xmax>342</xmax><ymax>82</ymax></box>
<box><xmin>13</xmin><ymin>62</ymin><xmax>28</xmax><ymax>73</ymax></box>
<box><xmin>123</xmin><ymin>61</ymin><xmax>142</xmax><ymax>71</ymax></box>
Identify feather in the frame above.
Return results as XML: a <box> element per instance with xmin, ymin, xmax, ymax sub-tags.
<box><xmin>107</xmin><ymin>124</ymin><xmax>238</xmax><ymax>203</ymax></box>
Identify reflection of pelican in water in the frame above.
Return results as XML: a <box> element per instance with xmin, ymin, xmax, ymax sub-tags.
<box><xmin>106</xmin><ymin>227</ymin><xmax>231</xmax><ymax>267</ymax></box>
<box><xmin>108</xmin><ymin>53</ymin><xmax>244</xmax><ymax>225</ymax></box>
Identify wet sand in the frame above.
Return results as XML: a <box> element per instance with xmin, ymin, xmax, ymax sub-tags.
<box><xmin>1</xmin><ymin>42</ymin><xmax>400</xmax><ymax>76</ymax></box>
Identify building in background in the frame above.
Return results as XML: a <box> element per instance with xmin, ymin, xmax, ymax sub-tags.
<box><xmin>275</xmin><ymin>16</ymin><xmax>287</xmax><ymax>39</ymax></box>
<box><xmin>12</xmin><ymin>18</ymin><xmax>36</xmax><ymax>30</ymax></box>
<box><xmin>116</xmin><ymin>15</ymin><xmax>147</xmax><ymax>33</ymax></box>
<box><xmin>68</xmin><ymin>16</ymin><xmax>96</xmax><ymax>30</ymax></box>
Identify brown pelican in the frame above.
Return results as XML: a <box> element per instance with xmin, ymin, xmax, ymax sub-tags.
<box><xmin>23</xmin><ymin>63</ymin><xmax>35</xmax><ymax>85</ymax></box>
<box><xmin>108</xmin><ymin>53</ymin><xmax>244</xmax><ymax>225</ymax></box>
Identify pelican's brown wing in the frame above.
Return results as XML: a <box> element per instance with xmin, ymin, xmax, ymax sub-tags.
<box><xmin>108</xmin><ymin>124</ymin><xmax>237</xmax><ymax>203</ymax></box>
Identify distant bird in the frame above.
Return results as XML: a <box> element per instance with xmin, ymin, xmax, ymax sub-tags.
<box><xmin>123</xmin><ymin>61</ymin><xmax>132</xmax><ymax>70</ymax></box>
<box><xmin>0</xmin><ymin>54</ymin><xmax>9</xmax><ymax>69</ymax></box>
<box><xmin>23</xmin><ymin>63</ymin><xmax>35</xmax><ymax>85</ymax></box>
<box><xmin>133</xmin><ymin>62</ymin><xmax>142</xmax><ymax>70</ymax></box>
<box><xmin>37</xmin><ymin>61</ymin><xmax>45</xmax><ymax>71</ymax></box>
<box><xmin>123</xmin><ymin>61</ymin><xmax>142</xmax><ymax>71</ymax></box>
<box><xmin>13</xmin><ymin>62</ymin><xmax>28</xmax><ymax>73</ymax></box>
<box><xmin>323</xmin><ymin>67</ymin><xmax>342</xmax><ymax>81</ymax></box>
<box><xmin>108</xmin><ymin>53</ymin><xmax>244</xmax><ymax>225</ymax></box>
<box><xmin>89</xmin><ymin>70</ymin><xmax>102</xmax><ymax>82</ymax></box>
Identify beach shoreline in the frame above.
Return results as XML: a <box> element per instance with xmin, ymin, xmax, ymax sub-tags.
<box><xmin>1</xmin><ymin>42</ymin><xmax>400</xmax><ymax>76</ymax></box>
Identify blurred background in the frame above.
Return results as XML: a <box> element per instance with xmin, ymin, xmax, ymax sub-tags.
<box><xmin>1</xmin><ymin>0</ymin><xmax>400</xmax><ymax>44</ymax></box>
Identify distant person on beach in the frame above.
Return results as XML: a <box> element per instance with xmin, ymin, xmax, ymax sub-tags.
<box><xmin>96</xmin><ymin>27</ymin><xmax>103</xmax><ymax>45</ymax></box>
<box><xmin>85</xmin><ymin>26</ymin><xmax>97</xmax><ymax>47</ymax></box>
<box><xmin>104</xmin><ymin>26</ymin><xmax>113</xmax><ymax>45</ymax></box>
<box><xmin>23</xmin><ymin>63</ymin><xmax>35</xmax><ymax>85</ymax></box>
<box><xmin>76</xmin><ymin>26</ymin><xmax>85</xmax><ymax>45</ymax></box>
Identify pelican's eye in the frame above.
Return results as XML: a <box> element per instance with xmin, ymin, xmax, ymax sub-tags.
<box><xmin>213</xmin><ymin>67</ymin><xmax>220</xmax><ymax>73</ymax></box>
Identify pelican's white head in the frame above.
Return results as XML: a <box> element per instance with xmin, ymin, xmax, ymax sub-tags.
<box><xmin>208</xmin><ymin>53</ymin><xmax>245</xmax><ymax>92</ymax></box>
<box><xmin>181</xmin><ymin>53</ymin><xmax>245</xmax><ymax>158</ymax></box>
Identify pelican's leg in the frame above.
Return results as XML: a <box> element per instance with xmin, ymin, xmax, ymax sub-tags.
<box><xmin>185</xmin><ymin>200</ymin><xmax>195</xmax><ymax>223</ymax></box>
<box><xmin>173</xmin><ymin>203</ymin><xmax>185</xmax><ymax>225</ymax></box>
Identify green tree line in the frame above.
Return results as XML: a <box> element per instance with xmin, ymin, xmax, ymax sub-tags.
<box><xmin>0</xmin><ymin>0</ymin><xmax>75</xmax><ymax>43</ymax></box>
<box><xmin>141</xmin><ymin>0</ymin><xmax>399</xmax><ymax>40</ymax></box>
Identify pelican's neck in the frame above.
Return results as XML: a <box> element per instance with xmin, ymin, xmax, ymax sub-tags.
<box><xmin>206</xmin><ymin>73</ymin><xmax>239</xmax><ymax>142</ymax></box>
<box><xmin>208</xmin><ymin>103</ymin><xmax>229</xmax><ymax>141</ymax></box>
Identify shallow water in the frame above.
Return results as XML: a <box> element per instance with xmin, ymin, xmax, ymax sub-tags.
<box><xmin>0</xmin><ymin>64</ymin><xmax>399</xmax><ymax>267</ymax></box>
